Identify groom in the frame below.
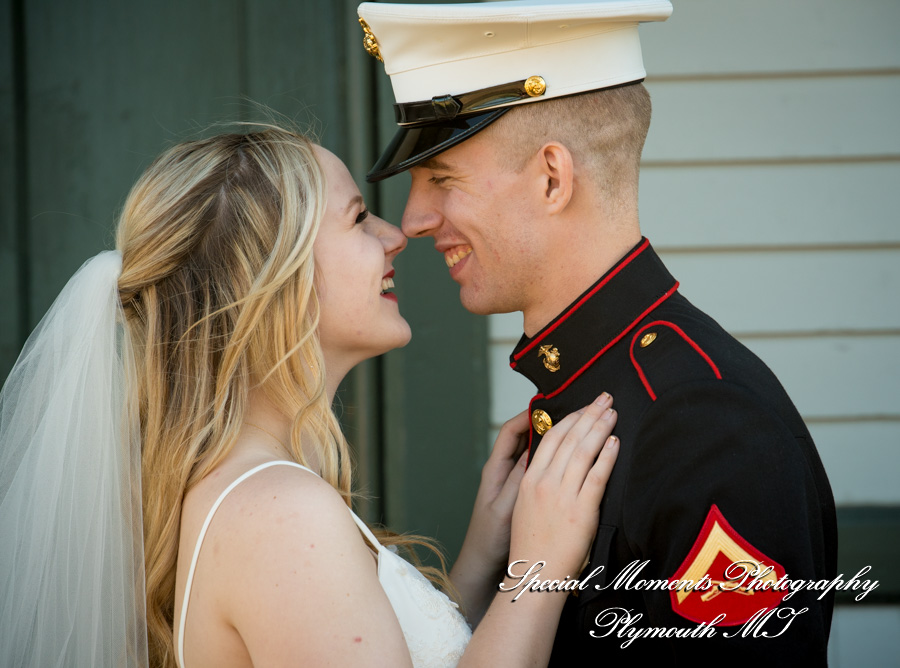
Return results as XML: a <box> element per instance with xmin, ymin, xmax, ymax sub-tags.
<box><xmin>359</xmin><ymin>0</ymin><xmax>837</xmax><ymax>663</ymax></box>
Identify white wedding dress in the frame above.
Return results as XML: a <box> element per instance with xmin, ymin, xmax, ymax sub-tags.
<box><xmin>177</xmin><ymin>460</ymin><xmax>473</xmax><ymax>668</ymax></box>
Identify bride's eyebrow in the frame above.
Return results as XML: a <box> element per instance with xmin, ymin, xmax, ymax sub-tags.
<box><xmin>343</xmin><ymin>194</ymin><xmax>364</xmax><ymax>214</ymax></box>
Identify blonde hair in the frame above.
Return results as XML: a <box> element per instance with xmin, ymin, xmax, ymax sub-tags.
<box><xmin>116</xmin><ymin>126</ymin><xmax>452</xmax><ymax>667</ymax></box>
<box><xmin>487</xmin><ymin>83</ymin><xmax>652</xmax><ymax>204</ymax></box>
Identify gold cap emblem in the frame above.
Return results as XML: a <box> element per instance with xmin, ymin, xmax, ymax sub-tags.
<box><xmin>538</xmin><ymin>344</ymin><xmax>560</xmax><ymax>372</ymax></box>
<box><xmin>359</xmin><ymin>18</ymin><xmax>383</xmax><ymax>62</ymax></box>
<box><xmin>524</xmin><ymin>75</ymin><xmax>546</xmax><ymax>97</ymax></box>
<box><xmin>640</xmin><ymin>332</ymin><xmax>657</xmax><ymax>348</ymax></box>
<box><xmin>531</xmin><ymin>409</ymin><xmax>553</xmax><ymax>435</ymax></box>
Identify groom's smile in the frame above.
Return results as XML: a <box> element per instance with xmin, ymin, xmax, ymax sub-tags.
<box><xmin>401</xmin><ymin>131</ymin><xmax>547</xmax><ymax>319</ymax></box>
<box><xmin>442</xmin><ymin>245</ymin><xmax>472</xmax><ymax>269</ymax></box>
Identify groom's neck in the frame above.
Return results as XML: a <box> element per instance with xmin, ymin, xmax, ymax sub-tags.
<box><xmin>521</xmin><ymin>225</ymin><xmax>642</xmax><ymax>337</ymax></box>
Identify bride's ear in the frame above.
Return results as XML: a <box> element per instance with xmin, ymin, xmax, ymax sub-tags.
<box><xmin>536</xmin><ymin>142</ymin><xmax>574</xmax><ymax>215</ymax></box>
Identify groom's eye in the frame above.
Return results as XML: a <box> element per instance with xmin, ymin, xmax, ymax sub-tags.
<box><xmin>429</xmin><ymin>176</ymin><xmax>450</xmax><ymax>186</ymax></box>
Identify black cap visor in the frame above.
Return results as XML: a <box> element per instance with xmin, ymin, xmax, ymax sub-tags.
<box><xmin>366</xmin><ymin>107</ymin><xmax>510</xmax><ymax>182</ymax></box>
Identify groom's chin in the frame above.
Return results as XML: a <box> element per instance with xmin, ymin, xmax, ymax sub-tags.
<box><xmin>457</xmin><ymin>290</ymin><xmax>490</xmax><ymax>316</ymax></box>
<box><xmin>458</xmin><ymin>290</ymin><xmax>515</xmax><ymax>317</ymax></box>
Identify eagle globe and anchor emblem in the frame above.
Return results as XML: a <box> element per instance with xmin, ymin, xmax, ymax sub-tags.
<box><xmin>358</xmin><ymin>18</ymin><xmax>383</xmax><ymax>62</ymax></box>
<box><xmin>538</xmin><ymin>344</ymin><xmax>560</xmax><ymax>372</ymax></box>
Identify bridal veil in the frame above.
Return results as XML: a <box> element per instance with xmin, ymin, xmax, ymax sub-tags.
<box><xmin>0</xmin><ymin>251</ymin><xmax>149</xmax><ymax>666</ymax></box>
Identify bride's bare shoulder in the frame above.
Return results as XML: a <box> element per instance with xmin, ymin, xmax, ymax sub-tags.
<box><xmin>189</xmin><ymin>461</ymin><xmax>365</xmax><ymax>563</ymax></box>
<box><xmin>181</xmin><ymin>461</ymin><xmax>412</xmax><ymax>665</ymax></box>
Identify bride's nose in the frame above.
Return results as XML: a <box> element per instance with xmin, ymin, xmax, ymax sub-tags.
<box><xmin>375</xmin><ymin>216</ymin><xmax>407</xmax><ymax>257</ymax></box>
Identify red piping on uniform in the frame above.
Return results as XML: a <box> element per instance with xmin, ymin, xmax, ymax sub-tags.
<box><xmin>630</xmin><ymin>320</ymin><xmax>722</xmax><ymax>401</ymax></box>
<box><xmin>512</xmin><ymin>239</ymin><xmax>651</xmax><ymax>365</ymax></box>
<box><xmin>630</xmin><ymin>343</ymin><xmax>657</xmax><ymax>401</ymax></box>
<box><xmin>544</xmin><ymin>283</ymin><xmax>679</xmax><ymax>400</ymax></box>
<box><xmin>522</xmin><ymin>282</ymin><xmax>680</xmax><ymax>458</ymax></box>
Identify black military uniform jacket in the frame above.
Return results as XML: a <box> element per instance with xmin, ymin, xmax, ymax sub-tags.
<box><xmin>510</xmin><ymin>239</ymin><xmax>837</xmax><ymax>665</ymax></box>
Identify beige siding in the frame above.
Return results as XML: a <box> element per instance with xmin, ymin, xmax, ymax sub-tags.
<box><xmin>659</xmin><ymin>250</ymin><xmax>900</xmax><ymax>333</ymax></box>
<box><xmin>639</xmin><ymin>0</ymin><xmax>900</xmax><ymax>75</ymax></box>
<box><xmin>812</xmin><ymin>423</ymin><xmax>900</xmax><ymax>505</ymax></box>
<box><xmin>644</xmin><ymin>76</ymin><xmax>900</xmax><ymax>161</ymax></box>
<box><xmin>641</xmin><ymin>163</ymin><xmax>900</xmax><ymax>247</ymax></box>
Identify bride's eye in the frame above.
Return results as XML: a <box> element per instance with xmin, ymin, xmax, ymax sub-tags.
<box><xmin>355</xmin><ymin>208</ymin><xmax>370</xmax><ymax>224</ymax></box>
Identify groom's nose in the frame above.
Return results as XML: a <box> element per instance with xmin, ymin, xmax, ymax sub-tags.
<box><xmin>401</xmin><ymin>171</ymin><xmax>442</xmax><ymax>239</ymax></box>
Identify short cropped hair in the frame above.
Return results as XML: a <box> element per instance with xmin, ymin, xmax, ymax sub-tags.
<box><xmin>486</xmin><ymin>82</ymin><xmax>652</xmax><ymax>204</ymax></box>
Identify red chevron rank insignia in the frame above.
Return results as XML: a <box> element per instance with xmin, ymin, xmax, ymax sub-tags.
<box><xmin>669</xmin><ymin>505</ymin><xmax>787</xmax><ymax>625</ymax></box>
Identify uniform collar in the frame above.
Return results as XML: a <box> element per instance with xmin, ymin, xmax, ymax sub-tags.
<box><xmin>510</xmin><ymin>238</ymin><xmax>678</xmax><ymax>399</ymax></box>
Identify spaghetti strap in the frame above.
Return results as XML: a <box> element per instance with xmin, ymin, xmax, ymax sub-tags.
<box><xmin>177</xmin><ymin>460</ymin><xmax>319</xmax><ymax>668</ymax></box>
<box><xmin>344</xmin><ymin>502</ymin><xmax>383</xmax><ymax>548</ymax></box>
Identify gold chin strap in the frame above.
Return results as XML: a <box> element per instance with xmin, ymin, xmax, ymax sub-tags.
<box><xmin>393</xmin><ymin>76</ymin><xmax>546</xmax><ymax>126</ymax></box>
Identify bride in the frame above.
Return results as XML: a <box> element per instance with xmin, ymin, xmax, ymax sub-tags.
<box><xmin>0</xmin><ymin>125</ymin><xmax>619</xmax><ymax>667</ymax></box>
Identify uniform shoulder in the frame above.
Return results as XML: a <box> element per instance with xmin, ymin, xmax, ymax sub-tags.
<box><xmin>628</xmin><ymin>297</ymin><xmax>797</xmax><ymax>418</ymax></box>
<box><xmin>627</xmin><ymin>311</ymin><xmax>731</xmax><ymax>401</ymax></box>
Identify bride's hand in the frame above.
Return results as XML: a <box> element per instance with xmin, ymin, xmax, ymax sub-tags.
<box><xmin>508</xmin><ymin>393</ymin><xmax>619</xmax><ymax>582</ymax></box>
<box><xmin>457</xmin><ymin>394</ymin><xmax>619</xmax><ymax>666</ymax></box>
<box><xmin>466</xmin><ymin>411</ymin><xmax>530</xmax><ymax>566</ymax></box>
<box><xmin>450</xmin><ymin>410</ymin><xmax>530</xmax><ymax>622</ymax></box>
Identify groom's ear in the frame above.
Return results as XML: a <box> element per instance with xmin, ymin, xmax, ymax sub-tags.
<box><xmin>535</xmin><ymin>142</ymin><xmax>575</xmax><ymax>215</ymax></box>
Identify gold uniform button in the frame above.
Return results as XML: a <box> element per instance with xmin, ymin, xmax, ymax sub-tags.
<box><xmin>640</xmin><ymin>332</ymin><xmax>657</xmax><ymax>348</ymax></box>
<box><xmin>531</xmin><ymin>409</ymin><xmax>553</xmax><ymax>435</ymax></box>
<box><xmin>524</xmin><ymin>75</ymin><xmax>546</xmax><ymax>97</ymax></box>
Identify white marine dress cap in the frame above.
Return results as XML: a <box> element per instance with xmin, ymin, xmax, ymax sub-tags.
<box><xmin>358</xmin><ymin>0</ymin><xmax>672</xmax><ymax>181</ymax></box>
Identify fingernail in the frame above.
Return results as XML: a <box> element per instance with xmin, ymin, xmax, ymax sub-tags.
<box><xmin>606</xmin><ymin>435</ymin><xmax>619</xmax><ymax>448</ymax></box>
<box><xmin>595</xmin><ymin>392</ymin><xmax>611</xmax><ymax>406</ymax></box>
<box><xmin>602</xmin><ymin>407</ymin><xmax>616</xmax><ymax>421</ymax></box>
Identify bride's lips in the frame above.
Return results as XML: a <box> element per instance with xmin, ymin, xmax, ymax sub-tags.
<box><xmin>381</xmin><ymin>269</ymin><xmax>397</xmax><ymax>302</ymax></box>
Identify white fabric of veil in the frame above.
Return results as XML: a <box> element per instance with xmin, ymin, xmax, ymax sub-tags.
<box><xmin>0</xmin><ymin>251</ymin><xmax>148</xmax><ymax>666</ymax></box>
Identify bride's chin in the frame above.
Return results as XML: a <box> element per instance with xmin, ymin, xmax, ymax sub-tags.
<box><xmin>396</xmin><ymin>320</ymin><xmax>413</xmax><ymax>348</ymax></box>
<box><xmin>376</xmin><ymin>325</ymin><xmax>413</xmax><ymax>356</ymax></box>
<box><xmin>344</xmin><ymin>326</ymin><xmax>413</xmax><ymax>366</ymax></box>
<box><xmin>382</xmin><ymin>316</ymin><xmax>412</xmax><ymax>351</ymax></box>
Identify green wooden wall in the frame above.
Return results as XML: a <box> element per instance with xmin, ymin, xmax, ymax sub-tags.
<box><xmin>1</xmin><ymin>0</ymin><xmax>487</xmax><ymax>563</ymax></box>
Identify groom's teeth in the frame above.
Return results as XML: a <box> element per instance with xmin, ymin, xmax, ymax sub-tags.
<box><xmin>444</xmin><ymin>247</ymin><xmax>472</xmax><ymax>268</ymax></box>
<box><xmin>381</xmin><ymin>277</ymin><xmax>395</xmax><ymax>292</ymax></box>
